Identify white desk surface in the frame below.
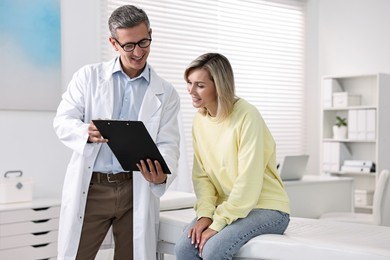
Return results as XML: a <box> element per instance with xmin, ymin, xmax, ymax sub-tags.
<box><xmin>283</xmin><ymin>174</ymin><xmax>354</xmax><ymax>218</ymax></box>
<box><xmin>284</xmin><ymin>174</ymin><xmax>353</xmax><ymax>185</ymax></box>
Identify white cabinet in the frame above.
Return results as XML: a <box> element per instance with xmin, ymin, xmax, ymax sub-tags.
<box><xmin>0</xmin><ymin>198</ymin><xmax>61</xmax><ymax>259</ymax></box>
<box><xmin>321</xmin><ymin>73</ymin><xmax>390</xmax><ymax>212</ymax></box>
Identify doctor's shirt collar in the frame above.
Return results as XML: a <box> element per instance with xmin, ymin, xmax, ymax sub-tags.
<box><xmin>112</xmin><ymin>56</ymin><xmax>150</xmax><ymax>83</ymax></box>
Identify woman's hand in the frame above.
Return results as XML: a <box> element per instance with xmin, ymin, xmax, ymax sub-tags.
<box><xmin>198</xmin><ymin>228</ymin><xmax>217</xmax><ymax>257</ymax></box>
<box><xmin>188</xmin><ymin>217</ymin><xmax>217</xmax><ymax>257</ymax></box>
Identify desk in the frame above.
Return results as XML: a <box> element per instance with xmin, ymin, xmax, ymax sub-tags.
<box><xmin>284</xmin><ymin>175</ymin><xmax>354</xmax><ymax>218</ymax></box>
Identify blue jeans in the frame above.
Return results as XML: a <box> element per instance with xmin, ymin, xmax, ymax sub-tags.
<box><xmin>175</xmin><ymin>209</ymin><xmax>290</xmax><ymax>260</ymax></box>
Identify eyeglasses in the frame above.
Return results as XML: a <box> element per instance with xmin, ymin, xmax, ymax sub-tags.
<box><xmin>113</xmin><ymin>37</ymin><xmax>152</xmax><ymax>52</ymax></box>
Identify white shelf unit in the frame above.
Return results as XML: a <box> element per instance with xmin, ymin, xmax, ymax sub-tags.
<box><xmin>0</xmin><ymin>198</ymin><xmax>61</xmax><ymax>260</ymax></box>
<box><xmin>321</xmin><ymin>73</ymin><xmax>390</xmax><ymax>212</ymax></box>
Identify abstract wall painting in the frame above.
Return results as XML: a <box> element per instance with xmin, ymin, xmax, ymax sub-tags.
<box><xmin>0</xmin><ymin>0</ymin><xmax>61</xmax><ymax>111</ymax></box>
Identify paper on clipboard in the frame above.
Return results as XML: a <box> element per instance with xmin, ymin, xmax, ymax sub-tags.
<box><xmin>92</xmin><ymin>120</ymin><xmax>171</xmax><ymax>174</ymax></box>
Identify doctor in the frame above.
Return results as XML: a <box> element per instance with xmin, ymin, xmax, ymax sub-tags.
<box><xmin>53</xmin><ymin>5</ymin><xmax>180</xmax><ymax>260</ymax></box>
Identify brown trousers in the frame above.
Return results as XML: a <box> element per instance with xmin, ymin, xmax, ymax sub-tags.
<box><xmin>76</xmin><ymin>173</ymin><xmax>133</xmax><ymax>260</ymax></box>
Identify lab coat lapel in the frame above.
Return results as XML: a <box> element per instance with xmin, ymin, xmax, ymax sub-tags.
<box><xmin>97</xmin><ymin>63</ymin><xmax>115</xmax><ymax>118</ymax></box>
<box><xmin>139</xmin><ymin>88</ymin><xmax>161</xmax><ymax>122</ymax></box>
<box><xmin>98</xmin><ymin>80</ymin><xmax>114</xmax><ymax>118</ymax></box>
<box><xmin>138</xmin><ymin>69</ymin><xmax>162</xmax><ymax>123</ymax></box>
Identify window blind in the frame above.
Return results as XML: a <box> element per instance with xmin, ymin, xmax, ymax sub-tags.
<box><xmin>100</xmin><ymin>0</ymin><xmax>306</xmax><ymax>167</ymax></box>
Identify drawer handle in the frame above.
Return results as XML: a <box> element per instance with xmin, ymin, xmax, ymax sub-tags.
<box><xmin>32</xmin><ymin>231</ymin><xmax>49</xmax><ymax>236</ymax></box>
<box><xmin>32</xmin><ymin>243</ymin><xmax>49</xmax><ymax>248</ymax></box>
<box><xmin>32</xmin><ymin>207</ymin><xmax>50</xmax><ymax>211</ymax></box>
<box><xmin>32</xmin><ymin>219</ymin><xmax>50</xmax><ymax>223</ymax></box>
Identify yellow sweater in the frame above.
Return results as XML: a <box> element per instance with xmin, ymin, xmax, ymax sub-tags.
<box><xmin>192</xmin><ymin>99</ymin><xmax>290</xmax><ymax>232</ymax></box>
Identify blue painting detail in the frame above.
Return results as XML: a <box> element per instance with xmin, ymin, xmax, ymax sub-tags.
<box><xmin>0</xmin><ymin>0</ymin><xmax>61</xmax><ymax>67</ymax></box>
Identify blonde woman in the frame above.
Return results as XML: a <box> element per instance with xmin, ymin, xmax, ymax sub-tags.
<box><xmin>175</xmin><ymin>53</ymin><xmax>290</xmax><ymax>259</ymax></box>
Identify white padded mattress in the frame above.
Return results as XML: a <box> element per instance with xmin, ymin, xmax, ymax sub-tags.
<box><xmin>159</xmin><ymin>209</ymin><xmax>390</xmax><ymax>260</ymax></box>
<box><xmin>160</xmin><ymin>191</ymin><xmax>196</xmax><ymax>211</ymax></box>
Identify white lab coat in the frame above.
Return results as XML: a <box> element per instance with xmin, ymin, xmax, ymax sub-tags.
<box><xmin>53</xmin><ymin>58</ymin><xmax>180</xmax><ymax>260</ymax></box>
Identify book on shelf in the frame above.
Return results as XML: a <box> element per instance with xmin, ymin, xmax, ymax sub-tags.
<box><xmin>366</xmin><ymin>109</ymin><xmax>376</xmax><ymax>140</ymax></box>
<box><xmin>340</xmin><ymin>165</ymin><xmax>373</xmax><ymax>173</ymax></box>
<box><xmin>343</xmin><ymin>160</ymin><xmax>375</xmax><ymax>167</ymax></box>
<box><xmin>323</xmin><ymin>79</ymin><xmax>342</xmax><ymax>108</ymax></box>
<box><xmin>347</xmin><ymin>109</ymin><xmax>376</xmax><ymax>141</ymax></box>
<box><xmin>322</xmin><ymin>142</ymin><xmax>351</xmax><ymax>172</ymax></box>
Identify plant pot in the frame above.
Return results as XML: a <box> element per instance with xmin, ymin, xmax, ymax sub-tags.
<box><xmin>333</xmin><ymin>125</ymin><xmax>347</xmax><ymax>139</ymax></box>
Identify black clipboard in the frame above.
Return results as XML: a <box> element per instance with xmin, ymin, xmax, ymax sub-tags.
<box><xmin>92</xmin><ymin>120</ymin><xmax>171</xmax><ymax>174</ymax></box>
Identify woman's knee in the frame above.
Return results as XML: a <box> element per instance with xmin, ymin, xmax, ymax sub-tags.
<box><xmin>202</xmin><ymin>234</ymin><xmax>232</xmax><ymax>259</ymax></box>
<box><xmin>201</xmin><ymin>243</ymin><xmax>229</xmax><ymax>260</ymax></box>
<box><xmin>175</xmin><ymin>236</ymin><xmax>194</xmax><ymax>257</ymax></box>
<box><xmin>174</xmin><ymin>237</ymin><xmax>185</xmax><ymax>256</ymax></box>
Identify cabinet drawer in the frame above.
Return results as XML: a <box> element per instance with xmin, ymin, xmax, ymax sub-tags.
<box><xmin>355</xmin><ymin>189</ymin><xmax>374</xmax><ymax>207</ymax></box>
<box><xmin>0</xmin><ymin>218</ymin><xmax>59</xmax><ymax>237</ymax></box>
<box><xmin>0</xmin><ymin>230</ymin><xmax>58</xmax><ymax>250</ymax></box>
<box><xmin>0</xmin><ymin>242</ymin><xmax>57</xmax><ymax>259</ymax></box>
<box><xmin>0</xmin><ymin>206</ymin><xmax>60</xmax><ymax>224</ymax></box>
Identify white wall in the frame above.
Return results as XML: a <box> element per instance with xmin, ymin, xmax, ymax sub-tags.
<box><xmin>305</xmin><ymin>0</ymin><xmax>320</xmax><ymax>175</ymax></box>
<box><xmin>0</xmin><ymin>110</ymin><xmax>69</xmax><ymax>199</ymax></box>
<box><xmin>61</xmin><ymin>0</ymin><xmax>100</xmax><ymax>89</ymax></box>
<box><xmin>318</xmin><ymin>0</ymin><xmax>390</xmax><ymax>75</ymax></box>
<box><xmin>306</xmin><ymin>0</ymin><xmax>390</xmax><ymax>174</ymax></box>
<box><xmin>0</xmin><ymin>0</ymin><xmax>100</xmax><ymax>199</ymax></box>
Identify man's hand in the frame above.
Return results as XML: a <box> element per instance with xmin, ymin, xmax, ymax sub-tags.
<box><xmin>137</xmin><ymin>159</ymin><xmax>167</xmax><ymax>184</ymax></box>
<box><xmin>87</xmin><ymin>121</ymin><xmax>108</xmax><ymax>143</ymax></box>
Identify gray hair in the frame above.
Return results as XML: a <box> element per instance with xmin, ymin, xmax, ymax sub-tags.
<box><xmin>108</xmin><ymin>5</ymin><xmax>150</xmax><ymax>38</ymax></box>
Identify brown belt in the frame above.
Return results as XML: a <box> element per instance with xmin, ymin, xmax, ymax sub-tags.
<box><xmin>91</xmin><ymin>171</ymin><xmax>132</xmax><ymax>184</ymax></box>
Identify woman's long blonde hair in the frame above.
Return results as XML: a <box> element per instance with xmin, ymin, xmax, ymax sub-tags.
<box><xmin>184</xmin><ymin>53</ymin><xmax>237</xmax><ymax>121</ymax></box>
